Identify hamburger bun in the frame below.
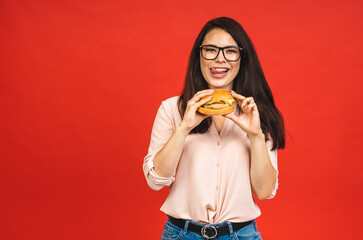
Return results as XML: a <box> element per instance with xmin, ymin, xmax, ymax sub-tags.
<box><xmin>197</xmin><ymin>89</ymin><xmax>236</xmax><ymax>116</ymax></box>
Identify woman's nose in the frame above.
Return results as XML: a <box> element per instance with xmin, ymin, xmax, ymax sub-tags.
<box><xmin>216</xmin><ymin>50</ymin><xmax>226</xmax><ymax>62</ymax></box>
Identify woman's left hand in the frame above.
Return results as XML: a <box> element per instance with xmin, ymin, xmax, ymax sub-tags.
<box><xmin>225</xmin><ymin>90</ymin><xmax>263</xmax><ymax>137</ymax></box>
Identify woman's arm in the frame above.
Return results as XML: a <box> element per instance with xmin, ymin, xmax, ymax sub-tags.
<box><xmin>153</xmin><ymin>89</ymin><xmax>214</xmax><ymax>177</ymax></box>
<box><xmin>225</xmin><ymin>91</ymin><xmax>278</xmax><ymax>200</ymax></box>
<box><xmin>153</xmin><ymin>125</ymin><xmax>189</xmax><ymax>177</ymax></box>
<box><xmin>249</xmin><ymin>133</ymin><xmax>278</xmax><ymax>200</ymax></box>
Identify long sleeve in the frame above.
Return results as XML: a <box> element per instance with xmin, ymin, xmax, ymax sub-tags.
<box><xmin>143</xmin><ymin>96</ymin><xmax>279</xmax><ymax>223</ymax></box>
<box><xmin>143</xmin><ymin>98</ymin><xmax>178</xmax><ymax>191</ymax></box>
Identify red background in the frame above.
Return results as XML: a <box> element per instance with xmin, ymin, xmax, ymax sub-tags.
<box><xmin>1</xmin><ymin>0</ymin><xmax>362</xmax><ymax>239</ymax></box>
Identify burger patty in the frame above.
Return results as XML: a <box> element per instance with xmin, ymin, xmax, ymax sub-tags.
<box><xmin>203</xmin><ymin>103</ymin><xmax>229</xmax><ymax>109</ymax></box>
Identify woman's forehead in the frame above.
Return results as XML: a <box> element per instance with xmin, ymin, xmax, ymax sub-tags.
<box><xmin>202</xmin><ymin>28</ymin><xmax>238</xmax><ymax>47</ymax></box>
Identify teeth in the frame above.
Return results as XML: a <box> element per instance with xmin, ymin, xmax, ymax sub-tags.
<box><xmin>216</xmin><ymin>68</ymin><xmax>228</xmax><ymax>72</ymax></box>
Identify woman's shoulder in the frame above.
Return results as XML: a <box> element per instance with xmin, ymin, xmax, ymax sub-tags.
<box><xmin>158</xmin><ymin>96</ymin><xmax>181</xmax><ymax>121</ymax></box>
<box><xmin>161</xmin><ymin>96</ymin><xmax>180</xmax><ymax>106</ymax></box>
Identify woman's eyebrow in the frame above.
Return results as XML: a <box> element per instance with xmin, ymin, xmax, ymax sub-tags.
<box><xmin>203</xmin><ymin>44</ymin><xmax>239</xmax><ymax>48</ymax></box>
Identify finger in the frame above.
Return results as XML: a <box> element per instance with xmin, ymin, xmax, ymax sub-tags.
<box><xmin>230</xmin><ymin>90</ymin><xmax>246</xmax><ymax>100</ymax></box>
<box><xmin>197</xmin><ymin>89</ymin><xmax>216</xmax><ymax>94</ymax></box>
<box><xmin>248</xmin><ymin>103</ymin><xmax>256</xmax><ymax>109</ymax></box>
<box><xmin>194</xmin><ymin>96</ymin><xmax>212</xmax><ymax>109</ymax></box>
<box><xmin>230</xmin><ymin>91</ymin><xmax>246</xmax><ymax>107</ymax></box>
<box><xmin>186</xmin><ymin>95</ymin><xmax>213</xmax><ymax>114</ymax></box>
<box><xmin>246</xmin><ymin>104</ymin><xmax>254</xmax><ymax>113</ymax></box>
<box><xmin>241</xmin><ymin>97</ymin><xmax>255</xmax><ymax>108</ymax></box>
<box><xmin>189</xmin><ymin>89</ymin><xmax>215</xmax><ymax>104</ymax></box>
<box><xmin>241</xmin><ymin>101</ymin><xmax>251</xmax><ymax>113</ymax></box>
<box><xmin>244</xmin><ymin>103</ymin><xmax>258</xmax><ymax>115</ymax></box>
<box><xmin>195</xmin><ymin>89</ymin><xmax>215</xmax><ymax>97</ymax></box>
<box><xmin>248</xmin><ymin>103</ymin><xmax>259</xmax><ymax>113</ymax></box>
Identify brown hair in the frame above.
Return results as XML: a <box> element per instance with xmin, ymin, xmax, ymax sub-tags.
<box><xmin>178</xmin><ymin>17</ymin><xmax>285</xmax><ymax>150</ymax></box>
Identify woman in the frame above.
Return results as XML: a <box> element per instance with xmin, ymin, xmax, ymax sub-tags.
<box><xmin>143</xmin><ymin>17</ymin><xmax>285</xmax><ymax>240</ymax></box>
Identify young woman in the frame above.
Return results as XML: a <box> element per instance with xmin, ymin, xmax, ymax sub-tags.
<box><xmin>143</xmin><ymin>17</ymin><xmax>285</xmax><ymax>240</ymax></box>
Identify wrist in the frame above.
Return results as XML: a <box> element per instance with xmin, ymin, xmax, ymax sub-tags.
<box><xmin>177</xmin><ymin>123</ymin><xmax>192</xmax><ymax>135</ymax></box>
<box><xmin>248</xmin><ymin>130</ymin><xmax>265</xmax><ymax>142</ymax></box>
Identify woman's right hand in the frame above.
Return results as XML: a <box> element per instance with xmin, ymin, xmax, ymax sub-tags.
<box><xmin>179</xmin><ymin>89</ymin><xmax>215</xmax><ymax>132</ymax></box>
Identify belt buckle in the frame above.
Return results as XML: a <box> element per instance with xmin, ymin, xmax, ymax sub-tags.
<box><xmin>201</xmin><ymin>225</ymin><xmax>217</xmax><ymax>239</ymax></box>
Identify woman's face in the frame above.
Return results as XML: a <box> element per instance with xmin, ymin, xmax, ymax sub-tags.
<box><xmin>200</xmin><ymin>28</ymin><xmax>240</xmax><ymax>90</ymax></box>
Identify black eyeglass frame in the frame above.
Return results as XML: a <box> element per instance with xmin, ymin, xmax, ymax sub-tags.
<box><xmin>200</xmin><ymin>45</ymin><xmax>243</xmax><ymax>62</ymax></box>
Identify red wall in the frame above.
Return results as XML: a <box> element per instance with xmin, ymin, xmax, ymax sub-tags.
<box><xmin>1</xmin><ymin>0</ymin><xmax>362</xmax><ymax>239</ymax></box>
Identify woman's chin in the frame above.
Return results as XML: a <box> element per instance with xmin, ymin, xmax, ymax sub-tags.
<box><xmin>207</xmin><ymin>78</ymin><xmax>233</xmax><ymax>90</ymax></box>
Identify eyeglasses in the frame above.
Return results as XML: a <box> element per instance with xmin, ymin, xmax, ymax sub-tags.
<box><xmin>200</xmin><ymin>45</ymin><xmax>243</xmax><ymax>62</ymax></box>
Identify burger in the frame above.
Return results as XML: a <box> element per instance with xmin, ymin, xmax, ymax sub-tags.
<box><xmin>197</xmin><ymin>89</ymin><xmax>236</xmax><ymax>116</ymax></box>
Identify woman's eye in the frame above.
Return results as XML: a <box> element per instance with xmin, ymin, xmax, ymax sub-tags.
<box><xmin>205</xmin><ymin>48</ymin><xmax>217</xmax><ymax>52</ymax></box>
<box><xmin>226</xmin><ymin>49</ymin><xmax>237</xmax><ymax>53</ymax></box>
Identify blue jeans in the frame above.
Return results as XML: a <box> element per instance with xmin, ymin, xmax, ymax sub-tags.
<box><xmin>161</xmin><ymin>219</ymin><xmax>262</xmax><ymax>240</ymax></box>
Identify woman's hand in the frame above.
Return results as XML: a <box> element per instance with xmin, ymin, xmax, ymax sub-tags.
<box><xmin>225</xmin><ymin>90</ymin><xmax>263</xmax><ymax>137</ymax></box>
<box><xmin>179</xmin><ymin>89</ymin><xmax>215</xmax><ymax>132</ymax></box>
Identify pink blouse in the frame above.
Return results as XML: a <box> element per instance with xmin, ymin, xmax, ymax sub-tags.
<box><xmin>143</xmin><ymin>96</ymin><xmax>278</xmax><ymax>224</ymax></box>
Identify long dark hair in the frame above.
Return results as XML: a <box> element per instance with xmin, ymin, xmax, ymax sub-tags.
<box><xmin>178</xmin><ymin>17</ymin><xmax>285</xmax><ymax>150</ymax></box>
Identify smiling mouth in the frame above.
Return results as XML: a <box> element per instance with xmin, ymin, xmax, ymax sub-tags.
<box><xmin>210</xmin><ymin>67</ymin><xmax>229</xmax><ymax>78</ymax></box>
<box><xmin>211</xmin><ymin>67</ymin><xmax>229</xmax><ymax>73</ymax></box>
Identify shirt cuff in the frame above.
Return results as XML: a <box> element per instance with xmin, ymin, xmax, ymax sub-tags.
<box><xmin>143</xmin><ymin>154</ymin><xmax>175</xmax><ymax>190</ymax></box>
<box><xmin>146</xmin><ymin>168</ymin><xmax>175</xmax><ymax>191</ymax></box>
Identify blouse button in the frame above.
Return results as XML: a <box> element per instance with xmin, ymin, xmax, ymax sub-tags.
<box><xmin>217</xmin><ymin>141</ymin><xmax>221</xmax><ymax>145</ymax></box>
